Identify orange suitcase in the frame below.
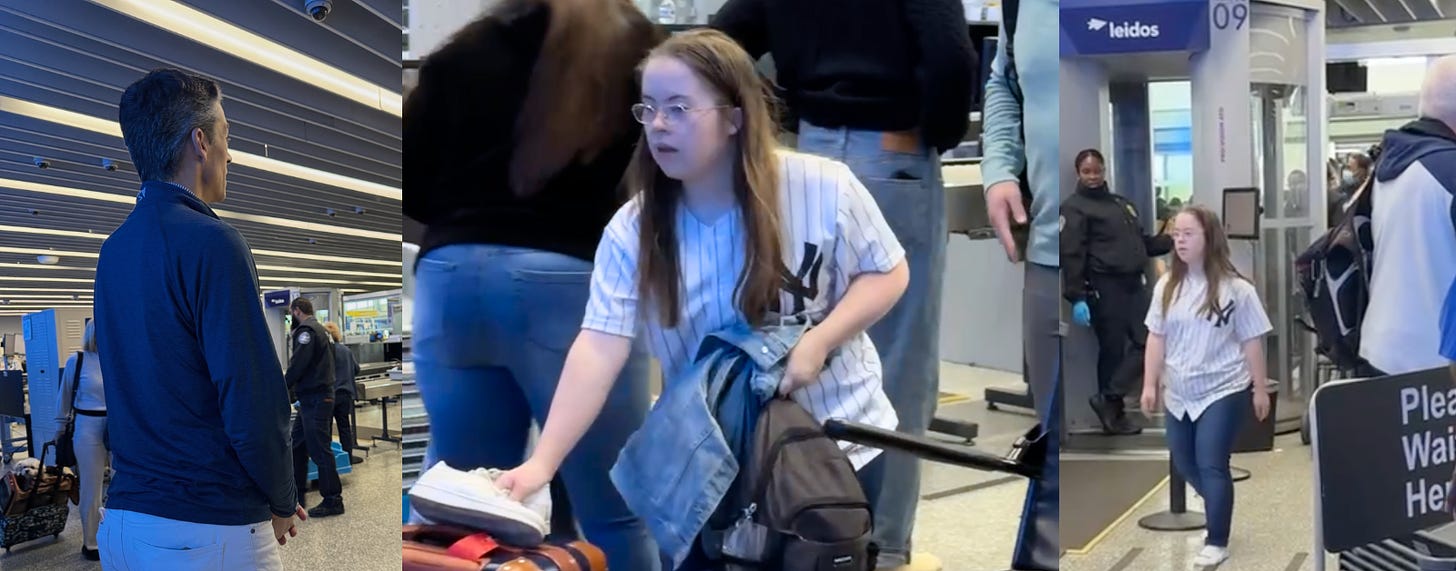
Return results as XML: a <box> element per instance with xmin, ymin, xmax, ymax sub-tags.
<box><xmin>403</xmin><ymin>524</ymin><xmax>608</xmax><ymax>571</ymax></box>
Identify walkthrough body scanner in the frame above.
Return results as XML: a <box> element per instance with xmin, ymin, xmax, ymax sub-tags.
<box><xmin>1059</xmin><ymin>0</ymin><xmax>1328</xmax><ymax>450</ymax></box>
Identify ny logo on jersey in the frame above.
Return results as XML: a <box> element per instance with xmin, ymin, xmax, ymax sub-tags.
<box><xmin>776</xmin><ymin>242</ymin><xmax>824</xmax><ymax>316</ymax></box>
<box><xmin>1208</xmin><ymin>299</ymin><xmax>1236</xmax><ymax>328</ymax></box>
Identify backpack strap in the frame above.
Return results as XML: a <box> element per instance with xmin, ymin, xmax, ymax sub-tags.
<box><xmin>1001</xmin><ymin>0</ymin><xmax>1023</xmax><ymax>105</ymax></box>
<box><xmin>68</xmin><ymin>351</ymin><xmax>83</xmax><ymax>417</ymax></box>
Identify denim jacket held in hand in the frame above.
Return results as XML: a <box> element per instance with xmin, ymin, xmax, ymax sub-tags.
<box><xmin>609</xmin><ymin>320</ymin><xmax>812</xmax><ymax>570</ymax></box>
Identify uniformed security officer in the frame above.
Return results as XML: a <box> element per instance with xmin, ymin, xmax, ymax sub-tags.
<box><xmin>286</xmin><ymin>297</ymin><xmax>344</xmax><ymax>517</ymax></box>
<box><xmin>1061</xmin><ymin>149</ymin><xmax>1173</xmax><ymax>435</ymax></box>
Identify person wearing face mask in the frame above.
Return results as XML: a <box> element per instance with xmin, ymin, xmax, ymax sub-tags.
<box><xmin>1141</xmin><ymin>206</ymin><xmax>1273</xmax><ymax>567</ymax></box>
<box><xmin>1060</xmin><ymin>149</ymin><xmax>1172</xmax><ymax>435</ymax></box>
<box><xmin>285</xmin><ymin>298</ymin><xmax>342</xmax><ymax>518</ymax></box>
<box><xmin>1342</xmin><ymin>152</ymin><xmax>1373</xmax><ymax>195</ymax></box>
<box><xmin>492</xmin><ymin>30</ymin><xmax>907</xmax><ymax>570</ymax></box>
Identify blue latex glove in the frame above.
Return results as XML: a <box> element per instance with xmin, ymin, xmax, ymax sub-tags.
<box><xmin>1072</xmin><ymin>301</ymin><xmax>1092</xmax><ymax>327</ymax></box>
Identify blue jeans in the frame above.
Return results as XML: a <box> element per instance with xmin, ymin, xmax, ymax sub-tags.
<box><xmin>413</xmin><ymin>244</ymin><xmax>659</xmax><ymax>571</ymax></box>
<box><xmin>1164</xmin><ymin>389</ymin><xmax>1251</xmax><ymax>547</ymax></box>
<box><xmin>797</xmin><ymin>121</ymin><xmax>946</xmax><ymax>565</ymax></box>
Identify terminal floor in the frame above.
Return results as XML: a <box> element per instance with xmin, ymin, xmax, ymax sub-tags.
<box><xmin>3</xmin><ymin>418</ymin><xmax>404</xmax><ymax>570</ymax></box>
<box><xmin>1059</xmin><ymin>434</ymin><xmax>1332</xmax><ymax>570</ymax></box>
<box><xmin>906</xmin><ymin>362</ymin><xmax>1043</xmax><ymax>570</ymax></box>
<box><xmin>6</xmin><ymin>365</ymin><xmax>1033</xmax><ymax>570</ymax></box>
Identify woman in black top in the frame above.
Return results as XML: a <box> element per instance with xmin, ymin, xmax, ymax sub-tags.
<box><xmin>403</xmin><ymin>1</ymin><xmax>663</xmax><ymax>569</ymax></box>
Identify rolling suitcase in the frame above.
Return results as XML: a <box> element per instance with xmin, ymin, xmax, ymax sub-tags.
<box><xmin>404</xmin><ymin>524</ymin><xmax>608</xmax><ymax>571</ymax></box>
<box><xmin>1</xmin><ymin>442</ymin><xmax>75</xmax><ymax>552</ymax></box>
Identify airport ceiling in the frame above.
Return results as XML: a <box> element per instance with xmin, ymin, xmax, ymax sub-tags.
<box><xmin>0</xmin><ymin>0</ymin><xmax>403</xmax><ymax>316</ymax></box>
<box><xmin>1327</xmin><ymin>0</ymin><xmax>1456</xmax><ymax>26</ymax></box>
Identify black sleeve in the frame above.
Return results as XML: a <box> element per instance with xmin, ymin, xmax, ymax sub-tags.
<box><xmin>195</xmin><ymin>229</ymin><xmax>296</xmax><ymax>518</ymax></box>
<box><xmin>710</xmin><ymin>0</ymin><xmax>770</xmax><ymax>58</ymax></box>
<box><xmin>1060</xmin><ymin>202</ymin><xmax>1090</xmax><ymax>303</ymax></box>
<box><xmin>904</xmin><ymin>0</ymin><xmax>977</xmax><ymax>153</ymax></box>
<box><xmin>1144</xmin><ymin>233</ymin><xmax>1173</xmax><ymax>257</ymax></box>
<box><xmin>402</xmin><ymin>6</ymin><xmax>551</xmax><ymax>224</ymax></box>
<box><xmin>283</xmin><ymin>330</ymin><xmax>305</xmax><ymax>392</ymax></box>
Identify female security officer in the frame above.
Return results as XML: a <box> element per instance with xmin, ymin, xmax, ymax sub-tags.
<box><xmin>1061</xmin><ymin>149</ymin><xmax>1172</xmax><ymax>435</ymax></box>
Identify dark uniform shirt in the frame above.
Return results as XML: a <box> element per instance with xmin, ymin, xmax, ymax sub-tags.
<box><xmin>332</xmin><ymin>343</ymin><xmax>360</xmax><ymax>398</ymax></box>
<box><xmin>1060</xmin><ymin>183</ymin><xmax>1173</xmax><ymax>302</ymax></box>
<box><xmin>94</xmin><ymin>181</ymin><xmax>295</xmax><ymax>525</ymax></box>
<box><xmin>286</xmin><ymin>316</ymin><xmax>335</xmax><ymax>399</ymax></box>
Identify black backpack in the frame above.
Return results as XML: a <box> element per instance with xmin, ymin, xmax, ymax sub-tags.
<box><xmin>712</xmin><ymin>397</ymin><xmax>874</xmax><ymax>571</ymax></box>
<box><xmin>1295</xmin><ymin>174</ymin><xmax>1375</xmax><ymax>372</ymax></box>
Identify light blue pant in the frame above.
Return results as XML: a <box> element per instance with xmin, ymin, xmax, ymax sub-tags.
<box><xmin>412</xmin><ymin>244</ymin><xmax>659</xmax><ymax>571</ymax></box>
<box><xmin>797</xmin><ymin>122</ymin><xmax>946</xmax><ymax>566</ymax></box>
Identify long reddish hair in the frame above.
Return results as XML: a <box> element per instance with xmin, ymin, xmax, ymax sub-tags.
<box><xmin>508</xmin><ymin>0</ymin><xmax>661</xmax><ymax>197</ymax></box>
<box><xmin>1161</xmin><ymin>205</ymin><xmax>1248</xmax><ymax>318</ymax></box>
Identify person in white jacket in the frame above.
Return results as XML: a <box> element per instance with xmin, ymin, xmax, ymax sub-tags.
<box><xmin>55</xmin><ymin>319</ymin><xmax>108</xmax><ymax>561</ymax></box>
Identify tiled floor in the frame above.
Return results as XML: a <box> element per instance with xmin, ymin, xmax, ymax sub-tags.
<box><xmin>911</xmin><ymin>362</ymin><xmax>1043</xmax><ymax>570</ymax></box>
<box><xmin>2</xmin><ymin>420</ymin><xmax>403</xmax><ymax>570</ymax></box>
<box><xmin>1059</xmin><ymin>434</ymin><xmax>1332</xmax><ymax>570</ymax></box>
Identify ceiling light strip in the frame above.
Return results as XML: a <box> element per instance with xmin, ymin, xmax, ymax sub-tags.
<box><xmin>0</xmin><ymin>288</ymin><xmax>94</xmax><ymax>293</ymax></box>
<box><xmin>0</xmin><ymin>277</ymin><xmax>96</xmax><ymax>283</ymax></box>
<box><xmin>251</xmin><ymin>249</ymin><xmax>400</xmax><ymax>268</ymax></box>
<box><xmin>216</xmin><ymin>210</ymin><xmax>398</xmax><ymax>242</ymax></box>
<box><xmin>0</xmin><ymin>224</ymin><xmax>107</xmax><ymax>240</ymax></box>
<box><xmin>0</xmin><ymin>247</ymin><xmax>99</xmax><ymax>259</ymax></box>
<box><xmin>1</xmin><ymin>264</ymin><xmax>97</xmax><ymax>272</ymax></box>
<box><xmin>1</xmin><ymin>245</ymin><xmax>397</xmax><ymax>270</ymax></box>
<box><xmin>0</xmin><ymin>177</ymin><xmax>400</xmax><ymax>242</ymax></box>
<box><xmin>254</xmin><ymin>265</ymin><xmax>399</xmax><ymax>278</ymax></box>
<box><xmin>232</xmin><ymin>154</ymin><xmax>398</xmax><ymax>200</ymax></box>
<box><xmin>0</xmin><ymin>96</ymin><xmax>399</xmax><ymax>199</ymax></box>
<box><xmin>86</xmin><ymin>0</ymin><xmax>404</xmax><ymax>117</ymax></box>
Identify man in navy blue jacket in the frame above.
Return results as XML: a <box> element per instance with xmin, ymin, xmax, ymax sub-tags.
<box><xmin>94</xmin><ymin>68</ymin><xmax>305</xmax><ymax>570</ymax></box>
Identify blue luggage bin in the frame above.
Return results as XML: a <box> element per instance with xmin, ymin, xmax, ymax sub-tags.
<box><xmin>307</xmin><ymin>441</ymin><xmax>353</xmax><ymax>482</ymax></box>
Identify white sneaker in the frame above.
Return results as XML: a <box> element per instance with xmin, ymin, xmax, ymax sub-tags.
<box><xmin>408</xmin><ymin>463</ymin><xmax>551</xmax><ymax>546</ymax></box>
<box><xmin>1193</xmin><ymin>545</ymin><xmax>1229</xmax><ymax>567</ymax></box>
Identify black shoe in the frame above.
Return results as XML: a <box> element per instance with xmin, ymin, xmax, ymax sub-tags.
<box><xmin>1109</xmin><ymin>412</ymin><xmax>1143</xmax><ymax>435</ymax></box>
<box><xmin>82</xmin><ymin>546</ymin><xmax>100</xmax><ymax>561</ymax></box>
<box><xmin>350</xmin><ymin>455</ymin><xmax>364</xmax><ymax>465</ymax></box>
<box><xmin>1089</xmin><ymin>396</ymin><xmax>1120</xmax><ymax>433</ymax></box>
<box><xmin>307</xmin><ymin>498</ymin><xmax>345</xmax><ymax>518</ymax></box>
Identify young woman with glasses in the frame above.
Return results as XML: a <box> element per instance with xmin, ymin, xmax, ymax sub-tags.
<box><xmin>497</xmin><ymin>29</ymin><xmax>909</xmax><ymax>568</ymax></box>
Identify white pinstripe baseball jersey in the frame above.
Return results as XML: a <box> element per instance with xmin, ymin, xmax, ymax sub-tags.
<box><xmin>1145</xmin><ymin>271</ymin><xmax>1273</xmax><ymax>422</ymax></box>
<box><xmin>583</xmin><ymin>149</ymin><xmax>903</xmax><ymax>469</ymax></box>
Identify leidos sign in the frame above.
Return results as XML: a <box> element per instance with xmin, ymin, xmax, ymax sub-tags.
<box><xmin>1061</xmin><ymin>0</ymin><xmax>1209</xmax><ymax>56</ymax></box>
<box><xmin>1087</xmin><ymin>18</ymin><xmax>1163</xmax><ymax>39</ymax></box>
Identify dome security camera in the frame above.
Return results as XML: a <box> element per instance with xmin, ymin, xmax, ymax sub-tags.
<box><xmin>304</xmin><ymin>0</ymin><xmax>331</xmax><ymax>21</ymax></box>
<box><xmin>325</xmin><ymin>208</ymin><xmax>337</xmax><ymax>218</ymax></box>
<box><xmin>101</xmin><ymin>158</ymin><xmax>117</xmax><ymax>172</ymax></box>
<box><xmin>33</xmin><ymin>157</ymin><xmax>51</xmax><ymax>169</ymax></box>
